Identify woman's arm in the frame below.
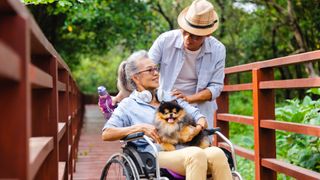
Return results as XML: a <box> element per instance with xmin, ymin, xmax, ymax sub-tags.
<box><xmin>102</xmin><ymin>123</ymin><xmax>161</xmax><ymax>143</ymax></box>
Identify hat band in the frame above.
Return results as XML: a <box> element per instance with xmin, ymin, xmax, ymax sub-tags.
<box><xmin>185</xmin><ymin>17</ymin><xmax>218</xmax><ymax>29</ymax></box>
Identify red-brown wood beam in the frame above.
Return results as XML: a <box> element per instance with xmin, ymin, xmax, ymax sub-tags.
<box><xmin>0</xmin><ymin>14</ymin><xmax>30</xmax><ymax>179</ymax></box>
<box><xmin>260</xmin><ymin>120</ymin><xmax>320</xmax><ymax>137</ymax></box>
<box><xmin>31</xmin><ymin>57</ymin><xmax>58</xmax><ymax>180</ymax></box>
<box><xmin>261</xmin><ymin>158</ymin><xmax>320</xmax><ymax>180</ymax></box>
<box><xmin>217</xmin><ymin>113</ymin><xmax>254</xmax><ymax>126</ymax></box>
<box><xmin>219</xmin><ymin>142</ymin><xmax>255</xmax><ymax>161</ymax></box>
<box><xmin>260</xmin><ymin>78</ymin><xmax>320</xmax><ymax>89</ymax></box>
<box><xmin>252</xmin><ymin>68</ymin><xmax>276</xmax><ymax>180</ymax></box>
<box><xmin>225</xmin><ymin>50</ymin><xmax>320</xmax><ymax>75</ymax></box>
<box><xmin>58</xmin><ymin>69</ymin><xmax>69</xmax><ymax>180</ymax></box>
<box><xmin>223</xmin><ymin>83</ymin><xmax>253</xmax><ymax>91</ymax></box>
<box><xmin>214</xmin><ymin>77</ymin><xmax>229</xmax><ymax>146</ymax></box>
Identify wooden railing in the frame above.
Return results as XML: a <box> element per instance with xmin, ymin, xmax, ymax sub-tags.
<box><xmin>215</xmin><ymin>50</ymin><xmax>320</xmax><ymax>180</ymax></box>
<box><xmin>0</xmin><ymin>0</ymin><xmax>83</xmax><ymax>179</ymax></box>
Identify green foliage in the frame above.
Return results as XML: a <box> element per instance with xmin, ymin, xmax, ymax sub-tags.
<box><xmin>23</xmin><ymin>0</ymin><xmax>56</xmax><ymax>5</ymax></box>
<box><xmin>24</xmin><ymin>0</ymin><xmax>320</xmax><ymax>94</ymax></box>
<box><xmin>276</xmin><ymin>90</ymin><xmax>320</xmax><ymax>172</ymax></box>
<box><xmin>229</xmin><ymin>91</ymin><xmax>254</xmax><ymax>179</ymax></box>
<box><xmin>24</xmin><ymin>0</ymin><xmax>171</xmax><ymax>94</ymax></box>
<box><xmin>229</xmin><ymin>91</ymin><xmax>254</xmax><ymax>150</ymax></box>
<box><xmin>72</xmin><ymin>48</ymin><xmax>129</xmax><ymax>94</ymax></box>
<box><xmin>229</xmin><ymin>89</ymin><xmax>320</xmax><ymax>179</ymax></box>
<box><xmin>236</xmin><ymin>156</ymin><xmax>255</xmax><ymax>180</ymax></box>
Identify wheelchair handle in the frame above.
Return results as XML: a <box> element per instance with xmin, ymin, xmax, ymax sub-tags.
<box><xmin>121</xmin><ymin>132</ymin><xmax>144</xmax><ymax>141</ymax></box>
<box><xmin>205</xmin><ymin>127</ymin><xmax>221</xmax><ymax>135</ymax></box>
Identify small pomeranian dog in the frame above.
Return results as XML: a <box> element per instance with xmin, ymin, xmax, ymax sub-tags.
<box><xmin>154</xmin><ymin>100</ymin><xmax>211</xmax><ymax>151</ymax></box>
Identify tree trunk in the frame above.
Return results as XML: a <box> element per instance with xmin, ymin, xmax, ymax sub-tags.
<box><xmin>153</xmin><ymin>2</ymin><xmax>174</xmax><ymax>30</ymax></box>
<box><xmin>265</xmin><ymin>0</ymin><xmax>317</xmax><ymax>77</ymax></box>
<box><xmin>286</xmin><ymin>0</ymin><xmax>317</xmax><ymax>77</ymax></box>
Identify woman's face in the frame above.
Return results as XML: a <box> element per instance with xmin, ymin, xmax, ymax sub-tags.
<box><xmin>133</xmin><ymin>58</ymin><xmax>159</xmax><ymax>91</ymax></box>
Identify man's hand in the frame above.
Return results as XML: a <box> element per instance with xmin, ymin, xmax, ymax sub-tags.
<box><xmin>172</xmin><ymin>88</ymin><xmax>213</xmax><ymax>104</ymax></box>
<box><xmin>171</xmin><ymin>89</ymin><xmax>190</xmax><ymax>103</ymax></box>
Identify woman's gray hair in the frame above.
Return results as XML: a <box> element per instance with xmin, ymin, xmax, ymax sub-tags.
<box><xmin>118</xmin><ymin>50</ymin><xmax>149</xmax><ymax>91</ymax></box>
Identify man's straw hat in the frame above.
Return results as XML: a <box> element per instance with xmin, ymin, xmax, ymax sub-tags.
<box><xmin>178</xmin><ymin>0</ymin><xmax>219</xmax><ymax>36</ymax></box>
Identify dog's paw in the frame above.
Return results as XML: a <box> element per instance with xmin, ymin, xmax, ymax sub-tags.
<box><xmin>161</xmin><ymin>143</ymin><xmax>176</xmax><ymax>151</ymax></box>
<box><xmin>179</xmin><ymin>126</ymin><xmax>196</xmax><ymax>143</ymax></box>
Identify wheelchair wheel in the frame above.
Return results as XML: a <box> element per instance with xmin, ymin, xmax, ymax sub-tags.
<box><xmin>100</xmin><ymin>153</ymin><xmax>139</xmax><ymax>180</ymax></box>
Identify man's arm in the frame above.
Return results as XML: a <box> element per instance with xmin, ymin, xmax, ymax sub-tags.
<box><xmin>173</xmin><ymin>88</ymin><xmax>212</xmax><ymax>104</ymax></box>
<box><xmin>148</xmin><ymin>33</ymin><xmax>166</xmax><ymax>64</ymax></box>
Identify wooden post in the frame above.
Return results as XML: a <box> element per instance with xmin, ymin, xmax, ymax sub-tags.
<box><xmin>68</xmin><ymin>77</ymin><xmax>74</xmax><ymax>179</ymax></box>
<box><xmin>214</xmin><ymin>77</ymin><xmax>229</xmax><ymax>146</ymax></box>
<box><xmin>252</xmin><ymin>68</ymin><xmax>276</xmax><ymax>180</ymax></box>
<box><xmin>31</xmin><ymin>57</ymin><xmax>58</xmax><ymax>179</ymax></box>
<box><xmin>58</xmin><ymin>69</ymin><xmax>69</xmax><ymax>180</ymax></box>
<box><xmin>0</xmin><ymin>14</ymin><xmax>30</xmax><ymax>179</ymax></box>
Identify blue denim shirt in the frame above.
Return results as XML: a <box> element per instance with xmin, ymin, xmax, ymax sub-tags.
<box><xmin>148</xmin><ymin>30</ymin><xmax>226</xmax><ymax>128</ymax></box>
<box><xmin>103</xmin><ymin>90</ymin><xmax>205</xmax><ymax>153</ymax></box>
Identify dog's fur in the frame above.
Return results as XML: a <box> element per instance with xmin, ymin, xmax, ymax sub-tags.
<box><xmin>154</xmin><ymin>100</ymin><xmax>210</xmax><ymax>151</ymax></box>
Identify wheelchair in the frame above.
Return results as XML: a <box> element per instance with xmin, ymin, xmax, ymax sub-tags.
<box><xmin>100</xmin><ymin>127</ymin><xmax>243</xmax><ymax>180</ymax></box>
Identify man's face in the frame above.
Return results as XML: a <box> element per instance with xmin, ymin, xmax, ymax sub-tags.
<box><xmin>182</xmin><ymin>29</ymin><xmax>207</xmax><ymax>51</ymax></box>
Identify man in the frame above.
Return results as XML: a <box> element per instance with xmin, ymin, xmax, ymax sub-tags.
<box><xmin>148</xmin><ymin>0</ymin><xmax>226</xmax><ymax>129</ymax></box>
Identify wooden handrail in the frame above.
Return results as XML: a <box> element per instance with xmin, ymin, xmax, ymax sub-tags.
<box><xmin>261</xmin><ymin>158</ymin><xmax>320</xmax><ymax>180</ymax></box>
<box><xmin>225</xmin><ymin>50</ymin><xmax>320</xmax><ymax>74</ymax></box>
<box><xmin>260</xmin><ymin>120</ymin><xmax>320</xmax><ymax>137</ymax></box>
<box><xmin>217</xmin><ymin>113</ymin><xmax>253</xmax><ymax>126</ymax></box>
<box><xmin>0</xmin><ymin>0</ymin><xmax>83</xmax><ymax>179</ymax></box>
<box><xmin>216</xmin><ymin>51</ymin><xmax>320</xmax><ymax>180</ymax></box>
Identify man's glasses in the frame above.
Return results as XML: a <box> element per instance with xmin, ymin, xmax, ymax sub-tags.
<box><xmin>137</xmin><ymin>66</ymin><xmax>160</xmax><ymax>75</ymax></box>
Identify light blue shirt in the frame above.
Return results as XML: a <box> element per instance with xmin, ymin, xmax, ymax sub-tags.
<box><xmin>103</xmin><ymin>90</ymin><xmax>205</xmax><ymax>153</ymax></box>
<box><xmin>148</xmin><ymin>30</ymin><xmax>226</xmax><ymax>128</ymax></box>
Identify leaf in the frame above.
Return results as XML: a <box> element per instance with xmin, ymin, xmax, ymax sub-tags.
<box><xmin>307</xmin><ymin>88</ymin><xmax>320</xmax><ymax>95</ymax></box>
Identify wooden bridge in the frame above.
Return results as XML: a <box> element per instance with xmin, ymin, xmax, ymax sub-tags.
<box><xmin>0</xmin><ymin>0</ymin><xmax>319</xmax><ymax>179</ymax></box>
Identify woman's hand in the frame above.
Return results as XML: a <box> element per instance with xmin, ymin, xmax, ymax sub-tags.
<box><xmin>134</xmin><ymin>124</ymin><xmax>161</xmax><ymax>143</ymax></box>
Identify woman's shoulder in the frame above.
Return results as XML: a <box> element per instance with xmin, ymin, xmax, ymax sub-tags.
<box><xmin>116</xmin><ymin>95</ymin><xmax>136</xmax><ymax>108</ymax></box>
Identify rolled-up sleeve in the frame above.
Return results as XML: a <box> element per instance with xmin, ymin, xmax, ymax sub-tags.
<box><xmin>148</xmin><ymin>33</ymin><xmax>166</xmax><ymax>64</ymax></box>
<box><xmin>207</xmin><ymin>45</ymin><xmax>226</xmax><ymax>100</ymax></box>
<box><xmin>177</xmin><ymin>99</ymin><xmax>205</xmax><ymax>122</ymax></box>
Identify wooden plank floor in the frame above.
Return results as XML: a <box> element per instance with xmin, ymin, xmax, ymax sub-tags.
<box><xmin>73</xmin><ymin>105</ymin><xmax>122</xmax><ymax>180</ymax></box>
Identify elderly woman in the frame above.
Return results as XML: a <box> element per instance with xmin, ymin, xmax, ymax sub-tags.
<box><xmin>102</xmin><ymin>50</ymin><xmax>232</xmax><ymax>180</ymax></box>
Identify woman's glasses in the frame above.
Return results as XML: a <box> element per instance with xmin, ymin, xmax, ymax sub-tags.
<box><xmin>137</xmin><ymin>66</ymin><xmax>159</xmax><ymax>75</ymax></box>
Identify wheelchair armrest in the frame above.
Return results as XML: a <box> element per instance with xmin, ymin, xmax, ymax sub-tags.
<box><xmin>206</xmin><ymin>127</ymin><xmax>221</xmax><ymax>135</ymax></box>
<box><xmin>121</xmin><ymin>132</ymin><xmax>144</xmax><ymax>141</ymax></box>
